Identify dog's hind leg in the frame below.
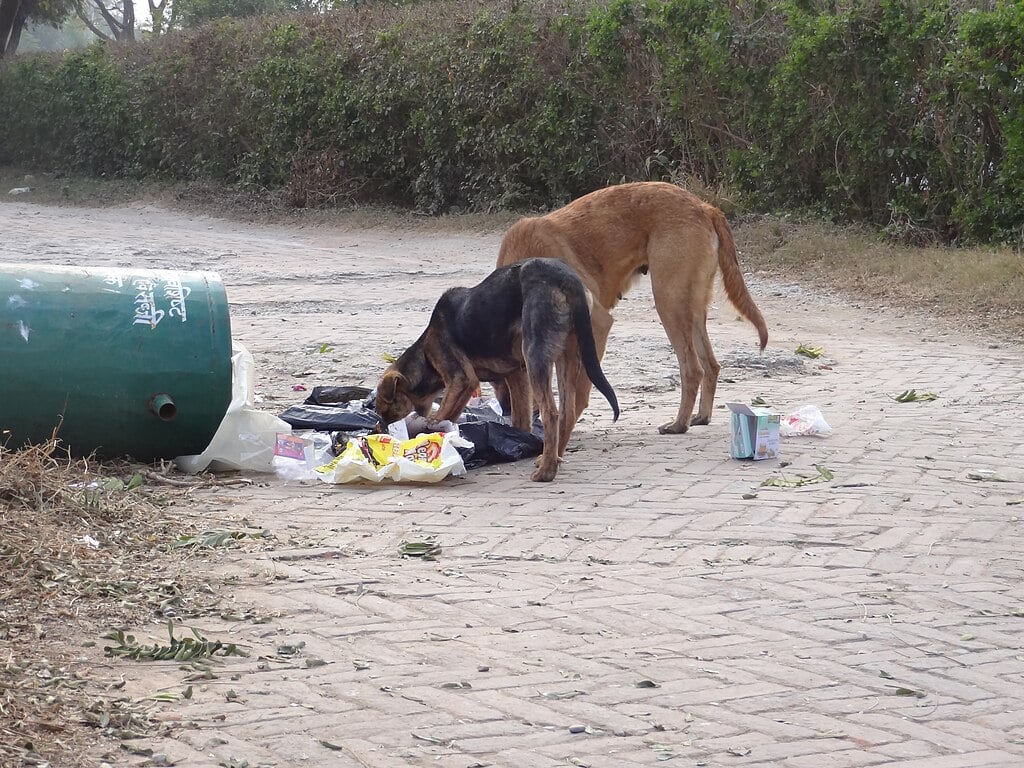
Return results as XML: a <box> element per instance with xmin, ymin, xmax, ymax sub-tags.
<box><xmin>648</xmin><ymin>228</ymin><xmax>719</xmax><ymax>434</ymax></box>
<box><xmin>563</xmin><ymin>302</ymin><xmax>614</xmax><ymax>433</ymax></box>
<box><xmin>555</xmin><ymin>341</ymin><xmax>581</xmax><ymax>458</ymax></box>
<box><xmin>522</xmin><ymin>313</ymin><xmax>566</xmax><ymax>483</ymax></box>
<box><xmin>651</xmin><ymin>285</ymin><xmax>704</xmax><ymax>435</ymax></box>
<box><xmin>690</xmin><ymin>311</ymin><xmax>720</xmax><ymax>426</ymax></box>
<box><xmin>529</xmin><ymin>363</ymin><xmax>561</xmax><ymax>482</ymax></box>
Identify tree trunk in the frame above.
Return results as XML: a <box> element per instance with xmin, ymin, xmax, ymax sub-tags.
<box><xmin>0</xmin><ymin>0</ymin><xmax>23</xmax><ymax>57</ymax></box>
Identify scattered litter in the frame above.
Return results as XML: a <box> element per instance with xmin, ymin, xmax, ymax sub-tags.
<box><xmin>779</xmin><ymin>405</ymin><xmax>832</xmax><ymax>437</ymax></box>
<box><xmin>278</xmin><ymin>387</ymin><xmax>542</xmax><ymax>477</ymax></box>
<box><xmin>8</xmin><ymin>187</ymin><xmax>32</xmax><ymax>195</ymax></box>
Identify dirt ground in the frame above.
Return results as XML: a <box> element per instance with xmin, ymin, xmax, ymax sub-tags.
<box><xmin>3</xmin><ymin>198</ymin><xmax>1024</xmax><ymax>767</ymax></box>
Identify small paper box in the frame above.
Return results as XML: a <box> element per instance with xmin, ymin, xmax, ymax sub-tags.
<box><xmin>727</xmin><ymin>402</ymin><xmax>780</xmax><ymax>460</ymax></box>
<box><xmin>274</xmin><ymin>433</ymin><xmax>311</xmax><ymax>462</ymax></box>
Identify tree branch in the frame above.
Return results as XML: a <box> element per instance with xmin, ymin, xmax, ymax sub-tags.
<box><xmin>74</xmin><ymin>0</ymin><xmax>111</xmax><ymax>40</ymax></box>
<box><xmin>76</xmin><ymin>0</ymin><xmax>134</xmax><ymax>40</ymax></box>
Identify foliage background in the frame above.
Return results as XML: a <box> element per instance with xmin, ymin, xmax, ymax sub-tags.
<box><xmin>1</xmin><ymin>0</ymin><xmax>1023</xmax><ymax>244</ymax></box>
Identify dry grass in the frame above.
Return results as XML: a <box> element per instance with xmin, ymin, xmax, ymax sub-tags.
<box><xmin>734</xmin><ymin>216</ymin><xmax>1024</xmax><ymax>339</ymax></box>
<box><xmin>0</xmin><ymin>436</ymin><xmax>258</xmax><ymax>768</ymax></box>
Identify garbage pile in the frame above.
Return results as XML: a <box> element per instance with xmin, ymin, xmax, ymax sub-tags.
<box><xmin>274</xmin><ymin>385</ymin><xmax>544</xmax><ymax>484</ymax></box>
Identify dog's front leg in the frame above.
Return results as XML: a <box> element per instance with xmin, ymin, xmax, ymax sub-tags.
<box><xmin>425</xmin><ymin>345</ymin><xmax>478</xmax><ymax>424</ymax></box>
<box><xmin>434</xmin><ymin>373</ymin><xmax>479</xmax><ymax>424</ymax></box>
<box><xmin>504</xmin><ymin>368</ymin><xmax>532</xmax><ymax>433</ymax></box>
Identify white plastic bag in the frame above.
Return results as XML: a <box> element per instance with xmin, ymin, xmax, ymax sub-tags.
<box><xmin>779</xmin><ymin>405</ymin><xmax>832</xmax><ymax>437</ymax></box>
<box><xmin>272</xmin><ymin>430</ymin><xmax>335</xmax><ymax>482</ymax></box>
<box><xmin>175</xmin><ymin>342</ymin><xmax>292</xmax><ymax>473</ymax></box>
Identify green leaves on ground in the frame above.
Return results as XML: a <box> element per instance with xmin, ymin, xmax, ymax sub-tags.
<box><xmin>102</xmin><ymin>622</ymin><xmax>248</xmax><ymax>661</ymax></box>
<box><xmin>795</xmin><ymin>345</ymin><xmax>824</xmax><ymax>359</ymax></box>
<box><xmin>761</xmin><ymin>465</ymin><xmax>834</xmax><ymax>488</ymax></box>
<box><xmin>893</xmin><ymin>389</ymin><xmax>938</xmax><ymax>403</ymax></box>
<box><xmin>169</xmin><ymin>529</ymin><xmax>269</xmax><ymax>550</ymax></box>
<box><xmin>399</xmin><ymin>538</ymin><xmax>441</xmax><ymax>560</ymax></box>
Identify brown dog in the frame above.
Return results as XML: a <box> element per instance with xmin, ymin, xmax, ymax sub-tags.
<box><xmin>374</xmin><ymin>258</ymin><xmax>619</xmax><ymax>482</ymax></box>
<box><xmin>497</xmin><ymin>181</ymin><xmax>768</xmax><ymax>436</ymax></box>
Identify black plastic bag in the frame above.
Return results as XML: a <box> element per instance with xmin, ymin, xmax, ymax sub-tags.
<box><xmin>456</xmin><ymin>421</ymin><xmax>544</xmax><ymax>470</ymax></box>
<box><xmin>305</xmin><ymin>386</ymin><xmax>372</xmax><ymax>407</ymax></box>
<box><xmin>279</xmin><ymin>403</ymin><xmax>383</xmax><ymax>432</ymax></box>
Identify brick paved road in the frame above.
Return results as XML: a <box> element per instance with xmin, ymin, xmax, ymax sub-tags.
<box><xmin>5</xmin><ymin>202</ymin><xmax>1024</xmax><ymax>767</ymax></box>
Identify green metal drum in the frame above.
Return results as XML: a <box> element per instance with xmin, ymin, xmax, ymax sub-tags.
<box><xmin>1</xmin><ymin>264</ymin><xmax>233</xmax><ymax>460</ymax></box>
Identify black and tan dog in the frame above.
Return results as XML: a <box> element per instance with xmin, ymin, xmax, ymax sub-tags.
<box><xmin>374</xmin><ymin>258</ymin><xmax>620</xmax><ymax>482</ymax></box>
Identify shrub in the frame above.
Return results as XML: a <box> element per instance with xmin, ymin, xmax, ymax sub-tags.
<box><xmin>1</xmin><ymin>0</ymin><xmax>1021</xmax><ymax>244</ymax></box>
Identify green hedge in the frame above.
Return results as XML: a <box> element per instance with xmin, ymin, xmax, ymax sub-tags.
<box><xmin>2</xmin><ymin>0</ymin><xmax>1022</xmax><ymax>243</ymax></box>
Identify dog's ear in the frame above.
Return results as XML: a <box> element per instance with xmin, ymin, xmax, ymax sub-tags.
<box><xmin>378</xmin><ymin>370</ymin><xmax>405</xmax><ymax>401</ymax></box>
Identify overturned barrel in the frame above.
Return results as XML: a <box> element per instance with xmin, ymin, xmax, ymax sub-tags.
<box><xmin>1</xmin><ymin>264</ymin><xmax>233</xmax><ymax>460</ymax></box>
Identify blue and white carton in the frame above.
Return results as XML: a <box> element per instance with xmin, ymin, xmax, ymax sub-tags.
<box><xmin>727</xmin><ymin>402</ymin><xmax>780</xmax><ymax>460</ymax></box>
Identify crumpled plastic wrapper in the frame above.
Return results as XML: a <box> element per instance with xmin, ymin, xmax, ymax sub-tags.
<box><xmin>315</xmin><ymin>430</ymin><xmax>472</xmax><ymax>484</ymax></box>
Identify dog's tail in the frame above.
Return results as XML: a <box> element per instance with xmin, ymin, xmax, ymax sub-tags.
<box><xmin>571</xmin><ymin>293</ymin><xmax>620</xmax><ymax>422</ymax></box>
<box><xmin>711</xmin><ymin>209</ymin><xmax>768</xmax><ymax>351</ymax></box>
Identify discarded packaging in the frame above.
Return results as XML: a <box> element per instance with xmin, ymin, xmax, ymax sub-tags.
<box><xmin>175</xmin><ymin>342</ymin><xmax>291</xmax><ymax>473</ymax></box>
<box><xmin>272</xmin><ymin>430</ymin><xmax>335</xmax><ymax>481</ymax></box>
<box><xmin>779</xmin><ymin>405</ymin><xmax>832</xmax><ymax>437</ymax></box>
<box><xmin>728</xmin><ymin>402</ymin><xmax>780</xmax><ymax>461</ymax></box>
<box><xmin>316</xmin><ymin>431</ymin><xmax>471</xmax><ymax>484</ymax></box>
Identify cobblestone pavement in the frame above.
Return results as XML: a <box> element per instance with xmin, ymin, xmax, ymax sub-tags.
<box><xmin>5</xmin><ymin>202</ymin><xmax>1024</xmax><ymax>767</ymax></box>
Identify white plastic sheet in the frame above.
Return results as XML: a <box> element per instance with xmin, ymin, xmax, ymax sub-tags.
<box><xmin>175</xmin><ymin>342</ymin><xmax>291</xmax><ymax>473</ymax></box>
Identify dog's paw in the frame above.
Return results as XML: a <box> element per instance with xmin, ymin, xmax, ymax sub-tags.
<box><xmin>531</xmin><ymin>465</ymin><xmax>557</xmax><ymax>482</ymax></box>
<box><xmin>658</xmin><ymin>420</ymin><xmax>689</xmax><ymax>435</ymax></box>
<box><xmin>690</xmin><ymin>414</ymin><xmax>711</xmax><ymax>426</ymax></box>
